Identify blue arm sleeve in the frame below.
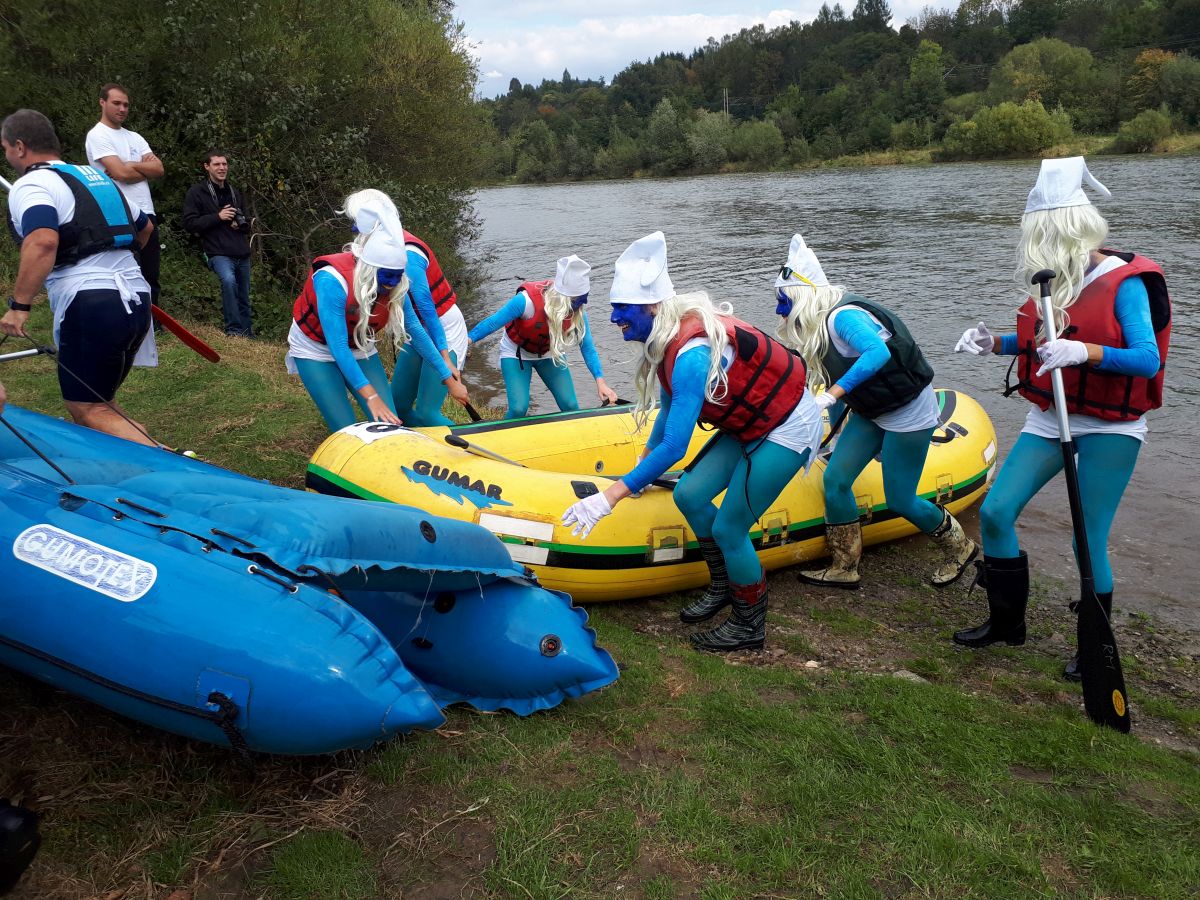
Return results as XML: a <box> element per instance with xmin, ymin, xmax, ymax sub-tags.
<box><xmin>623</xmin><ymin>347</ymin><xmax>708</xmax><ymax>494</ymax></box>
<box><xmin>1096</xmin><ymin>277</ymin><xmax>1159</xmax><ymax>378</ymax></box>
<box><xmin>578</xmin><ymin>314</ymin><xmax>605</xmax><ymax>379</ymax></box>
<box><xmin>830</xmin><ymin>309</ymin><xmax>892</xmax><ymax>393</ymax></box>
<box><xmin>403</xmin><ymin>294</ymin><xmax>453</xmax><ymax>382</ymax></box>
<box><xmin>468</xmin><ymin>293</ymin><xmax>526</xmax><ymax>343</ymax></box>
<box><xmin>314</xmin><ymin>270</ymin><xmax>371</xmax><ymax>392</ymax></box>
<box><xmin>998</xmin><ymin>333</ymin><xmax>1019</xmax><ymax>356</ymax></box>
<box><xmin>406</xmin><ymin>249</ymin><xmax>447</xmax><ymax>352</ymax></box>
<box><xmin>20</xmin><ymin>205</ymin><xmax>60</xmax><ymax>235</ymax></box>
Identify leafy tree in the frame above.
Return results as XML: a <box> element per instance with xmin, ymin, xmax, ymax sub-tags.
<box><xmin>852</xmin><ymin>0</ymin><xmax>894</xmax><ymax>32</ymax></box>
<box><xmin>1127</xmin><ymin>49</ymin><xmax>1177</xmax><ymax>113</ymax></box>
<box><xmin>939</xmin><ymin>100</ymin><xmax>1072</xmax><ymax>159</ymax></box>
<box><xmin>903</xmin><ymin>40</ymin><xmax>948</xmax><ymax>122</ymax></box>
<box><xmin>728</xmin><ymin>119</ymin><xmax>786</xmax><ymax>167</ymax></box>
<box><xmin>989</xmin><ymin>38</ymin><xmax>1096</xmax><ymax>115</ymax></box>
<box><xmin>687</xmin><ymin>110</ymin><xmax>732</xmax><ymax>172</ymax></box>
<box><xmin>1160</xmin><ymin>52</ymin><xmax>1200</xmax><ymax>125</ymax></box>
<box><xmin>644</xmin><ymin>98</ymin><xmax>690</xmax><ymax>175</ymax></box>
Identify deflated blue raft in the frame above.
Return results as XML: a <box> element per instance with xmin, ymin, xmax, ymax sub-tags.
<box><xmin>0</xmin><ymin>406</ymin><xmax>618</xmax><ymax>755</ymax></box>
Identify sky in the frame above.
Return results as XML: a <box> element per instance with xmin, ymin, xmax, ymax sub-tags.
<box><xmin>454</xmin><ymin>0</ymin><xmax>941</xmax><ymax>97</ymax></box>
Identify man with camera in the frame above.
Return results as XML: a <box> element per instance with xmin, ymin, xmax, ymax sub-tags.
<box><xmin>182</xmin><ymin>149</ymin><xmax>254</xmax><ymax>337</ymax></box>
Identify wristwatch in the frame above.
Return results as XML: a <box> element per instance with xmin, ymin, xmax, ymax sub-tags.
<box><xmin>7</xmin><ymin>297</ymin><xmax>32</xmax><ymax>312</ymax></box>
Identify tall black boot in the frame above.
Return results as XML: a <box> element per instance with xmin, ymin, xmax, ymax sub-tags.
<box><xmin>690</xmin><ymin>574</ymin><xmax>767</xmax><ymax>652</ymax></box>
<box><xmin>1063</xmin><ymin>591</ymin><xmax>1113</xmax><ymax>681</ymax></box>
<box><xmin>680</xmin><ymin>537</ymin><xmax>732</xmax><ymax>623</ymax></box>
<box><xmin>0</xmin><ymin>799</ymin><xmax>40</xmax><ymax>895</ymax></box>
<box><xmin>952</xmin><ymin>552</ymin><xmax>1029</xmax><ymax>648</ymax></box>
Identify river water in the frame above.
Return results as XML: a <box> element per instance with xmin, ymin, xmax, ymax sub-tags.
<box><xmin>460</xmin><ymin>158</ymin><xmax>1199</xmax><ymax>631</ymax></box>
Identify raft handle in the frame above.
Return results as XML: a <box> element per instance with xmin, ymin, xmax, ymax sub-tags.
<box><xmin>212</xmin><ymin>528</ymin><xmax>257</xmax><ymax>548</ymax></box>
<box><xmin>247</xmin><ymin>564</ymin><xmax>299</xmax><ymax>594</ymax></box>
<box><xmin>115</xmin><ymin>497</ymin><xmax>166</xmax><ymax>518</ymax></box>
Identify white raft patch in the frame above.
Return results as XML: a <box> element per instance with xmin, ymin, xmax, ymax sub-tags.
<box><xmin>13</xmin><ymin>524</ymin><xmax>157</xmax><ymax>602</ymax></box>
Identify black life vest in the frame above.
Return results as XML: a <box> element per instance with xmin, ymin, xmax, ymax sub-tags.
<box><xmin>822</xmin><ymin>295</ymin><xmax>934</xmax><ymax>418</ymax></box>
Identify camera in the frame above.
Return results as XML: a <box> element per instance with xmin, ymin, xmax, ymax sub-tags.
<box><xmin>232</xmin><ymin>209</ymin><xmax>249</xmax><ymax>230</ymax></box>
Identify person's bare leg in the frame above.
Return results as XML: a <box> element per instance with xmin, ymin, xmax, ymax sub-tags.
<box><xmin>64</xmin><ymin>400</ymin><xmax>156</xmax><ymax>446</ymax></box>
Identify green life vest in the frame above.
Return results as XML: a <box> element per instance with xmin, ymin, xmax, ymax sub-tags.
<box><xmin>822</xmin><ymin>294</ymin><xmax>933</xmax><ymax>418</ymax></box>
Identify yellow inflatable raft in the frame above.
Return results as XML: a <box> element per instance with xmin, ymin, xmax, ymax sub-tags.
<box><xmin>307</xmin><ymin>390</ymin><xmax>997</xmax><ymax>602</ymax></box>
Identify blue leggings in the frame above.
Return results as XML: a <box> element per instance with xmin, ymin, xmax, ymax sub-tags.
<box><xmin>979</xmin><ymin>431</ymin><xmax>1140</xmax><ymax>594</ymax></box>
<box><xmin>823</xmin><ymin>414</ymin><xmax>944</xmax><ymax>532</ymax></box>
<box><xmin>391</xmin><ymin>345</ymin><xmax>457</xmax><ymax>427</ymax></box>
<box><xmin>500</xmin><ymin>356</ymin><xmax>579</xmax><ymax>418</ymax></box>
<box><xmin>674</xmin><ymin>434</ymin><xmax>811</xmax><ymax>586</ymax></box>
<box><xmin>295</xmin><ymin>354</ymin><xmax>394</xmax><ymax>433</ymax></box>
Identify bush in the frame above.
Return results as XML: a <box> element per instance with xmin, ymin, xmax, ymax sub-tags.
<box><xmin>937</xmin><ymin>100</ymin><xmax>1073</xmax><ymax>160</ymax></box>
<box><xmin>787</xmin><ymin>136</ymin><xmax>813</xmax><ymax>164</ymax></box>
<box><xmin>891</xmin><ymin>119</ymin><xmax>932</xmax><ymax>150</ymax></box>
<box><xmin>728</xmin><ymin>120</ymin><xmax>786</xmax><ymax>168</ymax></box>
<box><xmin>1112</xmin><ymin>108</ymin><xmax>1173</xmax><ymax>153</ymax></box>
<box><xmin>812</xmin><ymin>129</ymin><xmax>845</xmax><ymax>160</ymax></box>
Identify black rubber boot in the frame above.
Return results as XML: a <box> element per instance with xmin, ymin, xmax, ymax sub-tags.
<box><xmin>952</xmin><ymin>552</ymin><xmax>1029</xmax><ymax>648</ymax></box>
<box><xmin>691</xmin><ymin>574</ymin><xmax>767</xmax><ymax>652</ymax></box>
<box><xmin>680</xmin><ymin>537</ymin><xmax>732</xmax><ymax>624</ymax></box>
<box><xmin>1063</xmin><ymin>591</ymin><xmax>1113</xmax><ymax>681</ymax></box>
<box><xmin>0</xmin><ymin>799</ymin><xmax>40</xmax><ymax>895</ymax></box>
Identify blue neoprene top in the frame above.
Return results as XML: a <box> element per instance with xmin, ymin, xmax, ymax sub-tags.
<box><xmin>405</xmin><ymin>247</ymin><xmax>448</xmax><ymax>352</ymax></box>
<box><xmin>995</xmin><ymin>278</ymin><xmax>1159</xmax><ymax>377</ymax></box>
<box><xmin>623</xmin><ymin>346</ymin><xmax>709</xmax><ymax>494</ymax></box>
<box><xmin>468</xmin><ymin>291</ymin><xmax>606</xmax><ymax>378</ymax></box>
<box><xmin>828</xmin><ymin>308</ymin><xmax>892</xmax><ymax>394</ymax></box>
<box><xmin>313</xmin><ymin>269</ymin><xmax>450</xmax><ymax>391</ymax></box>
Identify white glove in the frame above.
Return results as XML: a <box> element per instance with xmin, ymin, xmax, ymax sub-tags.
<box><xmin>561</xmin><ymin>491</ymin><xmax>613</xmax><ymax>540</ymax></box>
<box><xmin>1036</xmin><ymin>338</ymin><xmax>1089</xmax><ymax>377</ymax></box>
<box><xmin>954</xmin><ymin>322</ymin><xmax>995</xmax><ymax>356</ymax></box>
<box><xmin>813</xmin><ymin>391</ymin><xmax>838</xmax><ymax>412</ymax></box>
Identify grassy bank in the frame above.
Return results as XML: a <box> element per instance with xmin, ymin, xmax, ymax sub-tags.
<box><xmin>1</xmin><ymin>323</ymin><xmax>1198</xmax><ymax>899</ymax></box>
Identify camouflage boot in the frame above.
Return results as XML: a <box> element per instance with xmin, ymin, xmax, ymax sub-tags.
<box><xmin>797</xmin><ymin>521</ymin><xmax>862</xmax><ymax>590</ymax></box>
<box><xmin>928</xmin><ymin>509</ymin><xmax>979</xmax><ymax>586</ymax></box>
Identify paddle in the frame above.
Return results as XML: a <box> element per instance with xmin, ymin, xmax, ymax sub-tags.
<box><xmin>1</xmin><ymin>173</ymin><xmax>220</xmax><ymax>363</ymax></box>
<box><xmin>1032</xmin><ymin>268</ymin><xmax>1130</xmax><ymax>733</ymax></box>
<box><xmin>0</xmin><ymin>346</ymin><xmax>55</xmax><ymax>362</ymax></box>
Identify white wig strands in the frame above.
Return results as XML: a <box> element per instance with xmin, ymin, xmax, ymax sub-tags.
<box><xmin>632</xmin><ymin>291</ymin><xmax>732</xmax><ymax>428</ymax></box>
<box><xmin>1016</xmin><ymin>204</ymin><xmax>1109</xmax><ymax>340</ymax></box>
<box><xmin>775</xmin><ymin>282</ymin><xmax>848</xmax><ymax>389</ymax></box>
<box><xmin>337</xmin><ymin>189</ymin><xmax>410</xmax><ymax>353</ymax></box>
<box><xmin>543</xmin><ymin>285</ymin><xmax>586</xmax><ymax>366</ymax></box>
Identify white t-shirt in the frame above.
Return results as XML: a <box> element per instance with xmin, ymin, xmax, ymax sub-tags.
<box><xmin>85</xmin><ymin>122</ymin><xmax>156</xmax><ymax>215</ymax></box>
<box><xmin>9</xmin><ymin>162</ymin><xmax>154</xmax><ymax>363</ymax></box>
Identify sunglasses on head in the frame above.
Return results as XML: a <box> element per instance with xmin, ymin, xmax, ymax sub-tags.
<box><xmin>778</xmin><ymin>266</ymin><xmax>815</xmax><ymax>287</ymax></box>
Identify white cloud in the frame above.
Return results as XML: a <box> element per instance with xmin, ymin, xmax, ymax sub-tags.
<box><xmin>459</xmin><ymin>1</ymin><xmax>944</xmax><ymax>94</ymax></box>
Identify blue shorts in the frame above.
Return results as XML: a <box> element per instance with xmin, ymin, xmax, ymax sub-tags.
<box><xmin>56</xmin><ymin>289</ymin><xmax>152</xmax><ymax>402</ymax></box>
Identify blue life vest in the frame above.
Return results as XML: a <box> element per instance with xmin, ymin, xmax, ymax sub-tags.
<box><xmin>9</xmin><ymin>163</ymin><xmax>137</xmax><ymax>267</ymax></box>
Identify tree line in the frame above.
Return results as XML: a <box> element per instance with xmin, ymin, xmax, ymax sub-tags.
<box><xmin>0</xmin><ymin>0</ymin><xmax>487</xmax><ymax>335</ymax></box>
<box><xmin>478</xmin><ymin>0</ymin><xmax>1200</xmax><ymax>182</ymax></box>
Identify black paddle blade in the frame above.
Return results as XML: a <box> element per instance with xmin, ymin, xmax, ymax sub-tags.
<box><xmin>1078</xmin><ymin>591</ymin><xmax>1131</xmax><ymax>733</ymax></box>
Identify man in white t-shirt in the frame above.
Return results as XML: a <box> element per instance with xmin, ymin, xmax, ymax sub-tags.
<box><xmin>85</xmin><ymin>83</ymin><xmax>163</xmax><ymax>309</ymax></box>
<box><xmin>2</xmin><ymin>108</ymin><xmax>157</xmax><ymax>445</ymax></box>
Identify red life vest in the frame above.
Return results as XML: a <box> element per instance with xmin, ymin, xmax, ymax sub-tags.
<box><xmin>658</xmin><ymin>314</ymin><xmax>807</xmax><ymax>441</ymax></box>
<box><xmin>292</xmin><ymin>252</ymin><xmax>391</xmax><ymax>348</ymax></box>
<box><xmin>504</xmin><ymin>280</ymin><xmax>570</xmax><ymax>356</ymax></box>
<box><xmin>404</xmin><ymin>230</ymin><xmax>457</xmax><ymax>316</ymax></box>
<box><xmin>1011</xmin><ymin>251</ymin><xmax>1170</xmax><ymax>421</ymax></box>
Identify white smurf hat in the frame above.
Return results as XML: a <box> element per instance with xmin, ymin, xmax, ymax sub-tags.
<box><xmin>775</xmin><ymin>232</ymin><xmax>829</xmax><ymax>288</ymax></box>
<box><xmin>353</xmin><ymin>198</ymin><xmax>408</xmax><ymax>270</ymax></box>
<box><xmin>554</xmin><ymin>255</ymin><xmax>591</xmax><ymax>297</ymax></box>
<box><xmin>1025</xmin><ymin>157</ymin><xmax>1112</xmax><ymax>214</ymax></box>
<box><xmin>610</xmin><ymin>231</ymin><xmax>674</xmax><ymax>304</ymax></box>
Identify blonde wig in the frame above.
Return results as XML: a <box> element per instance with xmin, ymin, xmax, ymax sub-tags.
<box><xmin>543</xmin><ymin>285</ymin><xmax>587</xmax><ymax>366</ymax></box>
<box><xmin>631</xmin><ymin>292</ymin><xmax>733</xmax><ymax>428</ymax></box>
<box><xmin>336</xmin><ymin>189</ymin><xmax>410</xmax><ymax>354</ymax></box>
<box><xmin>1016</xmin><ymin>204</ymin><xmax>1109</xmax><ymax>340</ymax></box>
<box><xmin>775</xmin><ymin>282</ymin><xmax>849</xmax><ymax>389</ymax></box>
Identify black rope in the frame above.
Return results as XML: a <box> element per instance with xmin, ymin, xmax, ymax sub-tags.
<box><xmin>206</xmin><ymin>691</ymin><xmax>255</xmax><ymax>770</ymax></box>
<box><xmin>0</xmin><ymin>414</ymin><xmax>76</xmax><ymax>484</ymax></box>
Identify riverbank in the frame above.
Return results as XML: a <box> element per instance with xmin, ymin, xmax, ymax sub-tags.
<box><xmin>476</xmin><ymin>132</ymin><xmax>1200</xmax><ymax>187</ymax></box>
<box><xmin>1</xmin><ymin>323</ymin><xmax>1197</xmax><ymax>898</ymax></box>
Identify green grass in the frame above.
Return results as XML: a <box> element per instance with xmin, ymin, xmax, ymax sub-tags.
<box><xmin>1</xmin><ymin>317</ymin><xmax>1197</xmax><ymax>898</ymax></box>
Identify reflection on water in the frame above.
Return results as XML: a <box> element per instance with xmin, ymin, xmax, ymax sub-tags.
<box><xmin>463</xmin><ymin>157</ymin><xmax>1200</xmax><ymax>625</ymax></box>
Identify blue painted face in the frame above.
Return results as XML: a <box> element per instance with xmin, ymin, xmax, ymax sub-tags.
<box><xmin>377</xmin><ymin>268</ymin><xmax>405</xmax><ymax>291</ymax></box>
<box><xmin>610</xmin><ymin>302</ymin><xmax>655</xmax><ymax>343</ymax></box>
<box><xmin>775</xmin><ymin>287</ymin><xmax>793</xmax><ymax>318</ymax></box>
<box><xmin>570</xmin><ymin>292</ymin><xmax>589</xmax><ymax>311</ymax></box>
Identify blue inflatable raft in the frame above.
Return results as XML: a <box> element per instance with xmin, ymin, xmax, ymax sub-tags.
<box><xmin>0</xmin><ymin>406</ymin><xmax>618</xmax><ymax>755</ymax></box>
